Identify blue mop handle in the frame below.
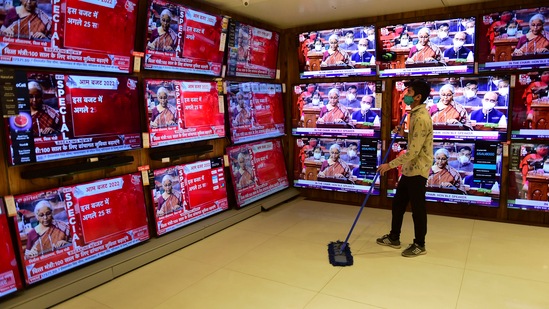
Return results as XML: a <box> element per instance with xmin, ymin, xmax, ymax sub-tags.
<box><xmin>340</xmin><ymin>113</ymin><xmax>408</xmax><ymax>251</ymax></box>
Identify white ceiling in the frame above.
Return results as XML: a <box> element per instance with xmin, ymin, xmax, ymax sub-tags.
<box><xmin>197</xmin><ymin>0</ymin><xmax>491</xmax><ymax>29</ymax></box>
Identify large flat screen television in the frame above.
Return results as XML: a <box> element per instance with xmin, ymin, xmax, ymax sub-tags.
<box><xmin>297</xmin><ymin>25</ymin><xmax>377</xmax><ymax>78</ymax></box>
<box><xmin>3</xmin><ymin>70</ymin><xmax>141</xmax><ymax>166</ymax></box>
<box><xmin>12</xmin><ymin>173</ymin><xmax>150</xmax><ymax>285</ymax></box>
<box><xmin>508</xmin><ymin>142</ymin><xmax>549</xmax><ymax>211</ymax></box>
<box><xmin>378</xmin><ymin>18</ymin><xmax>476</xmax><ymax>77</ymax></box>
<box><xmin>150</xmin><ymin>157</ymin><xmax>229</xmax><ymax>236</ymax></box>
<box><xmin>226</xmin><ymin>20</ymin><xmax>279</xmax><ymax>79</ymax></box>
<box><xmin>391</xmin><ymin>76</ymin><xmax>509</xmax><ymax>141</ymax></box>
<box><xmin>292</xmin><ymin>82</ymin><xmax>381</xmax><ymax>138</ymax></box>
<box><xmin>144</xmin><ymin>0</ymin><xmax>228</xmax><ymax>76</ymax></box>
<box><xmin>144</xmin><ymin>79</ymin><xmax>225</xmax><ymax>148</ymax></box>
<box><xmin>226</xmin><ymin>81</ymin><xmax>284</xmax><ymax>144</ymax></box>
<box><xmin>0</xmin><ymin>199</ymin><xmax>23</xmax><ymax>297</ymax></box>
<box><xmin>511</xmin><ymin>71</ymin><xmax>549</xmax><ymax>139</ymax></box>
<box><xmin>478</xmin><ymin>8</ymin><xmax>549</xmax><ymax>72</ymax></box>
<box><xmin>227</xmin><ymin>139</ymin><xmax>289</xmax><ymax>207</ymax></box>
<box><xmin>0</xmin><ymin>0</ymin><xmax>138</xmax><ymax>73</ymax></box>
<box><xmin>294</xmin><ymin>137</ymin><xmax>381</xmax><ymax>194</ymax></box>
<box><xmin>387</xmin><ymin>140</ymin><xmax>502</xmax><ymax>207</ymax></box>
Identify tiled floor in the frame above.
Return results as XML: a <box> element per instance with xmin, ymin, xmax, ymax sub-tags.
<box><xmin>53</xmin><ymin>198</ymin><xmax>549</xmax><ymax>309</ymax></box>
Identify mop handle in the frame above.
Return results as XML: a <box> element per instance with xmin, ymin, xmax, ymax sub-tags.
<box><xmin>340</xmin><ymin>113</ymin><xmax>408</xmax><ymax>251</ymax></box>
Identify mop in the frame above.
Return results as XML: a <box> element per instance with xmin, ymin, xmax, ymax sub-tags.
<box><xmin>328</xmin><ymin>113</ymin><xmax>408</xmax><ymax>266</ymax></box>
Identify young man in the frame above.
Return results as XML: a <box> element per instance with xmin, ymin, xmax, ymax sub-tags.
<box><xmin>377</xmin><ymin>80</ymin><xmax>433</xmax><ymax>257</ymax></box>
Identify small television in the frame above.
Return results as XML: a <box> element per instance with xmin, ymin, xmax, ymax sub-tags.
<box><xmin>387</xmin><ymin>140</ymin><xmax>502</xmax><ymax>207</ymax></box>
<box><xmin>226</xmin><ymin>81</ymin><xmax>285</xmax><ymax>144</ymax></box>
<box><xmin>150</xmin><ymin>157</ymin><xmax>229</xmax><ymax>236</ymax></box>
<box><xmin>226</xmin><ymin>20</ymin><xmax>279</xmax><ymax>79</ymax></box>
<box><xmin>0</xmin><ymin>0</ymin><xmax>138</xmax><ymax>73</ymax></box>
<box><xmin>12</xmin><ymin>173</ymin><xmax>150</xmax><ymax>285</ymax></box>
<box><xmin>292</xmin><ymin>82</ymin><xmax>381</xmax><ymax>138</ymax></box>
<box><xmin>508</xmin><ymin>142</ymin><xmax>549</xmax><ymax>211</ymax></box>
<box><xmin>227</xmin><ymin>139</ymin><xmax>289</xmax><ymax>207</ymax></box>
<box><xmin>144</xmin><ymin>79</ymin><xmax>225</xmax><ymax>148</ymax></box>
<box><xmin>391</xmin><ymin>76</ymin><xmax>509</xmax><ymax>141</ymax></box>
<box><xmin>144</xmin><ymin>0</ymin><xmax>228</xmax><ymax>76</ymax></box>
<box><xmin>0</xmin><ymin>199</ymin><xmax>23</xmax><ymax>297</ymax></box>
<box><xmin>378</xmin><ymin>17</ymin><xmax>476</xmax><ymax>77</ymax></box>
<box><xmin>294</xmin><ymin>137</ymin><xmax>381</xmax><ymax>194</ymax></box>
<box><xmin>511</xmin><ymin>71</ymin><xmax>549</xmax><ymax>139</ymax></box>
<box><xmin>297</xmin><ymin>25</ymin><xmax>377</xmax><ymax>78</ymax></box>
<box><xmin>3</xmin><ymin>70</ymin><xmax>141</xmax><ymax>166</ymax></box>
<box><xmin>478</xmin><ymin>8</ymin><xmax>549</xmax><ymax>72</ymax></box>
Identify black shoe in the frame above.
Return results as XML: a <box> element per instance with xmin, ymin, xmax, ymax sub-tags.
<box><xmin>401</xmin><ymin>243</ymin><xmax>426</xmax><ymax>257</ymax></box>
<box><xmin>376</xmin><ymin>234</ymin><xmax>401</xmax><ymax>249</ymax></box>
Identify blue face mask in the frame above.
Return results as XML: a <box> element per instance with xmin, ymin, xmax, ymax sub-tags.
<box><xmin>403</xmin><ymin>95</ymin><xmax>415</xmax><ymax>106</ymax></box>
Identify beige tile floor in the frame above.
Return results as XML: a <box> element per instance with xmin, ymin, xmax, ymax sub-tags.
<box><xmin>53</xmin><ymin>198</ymin><xmax>549</xmax><ymax>309</ymax></box>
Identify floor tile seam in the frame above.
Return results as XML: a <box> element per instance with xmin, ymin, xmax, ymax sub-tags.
<box><xmin>462</xmin><ymin>267</ymin><xmax>549</xmax><ymax>284</ymax></box>
<box><xmin>316</xmin><ymin>290</ymin><xmax>388</xmax><ymax>309</ymax></box>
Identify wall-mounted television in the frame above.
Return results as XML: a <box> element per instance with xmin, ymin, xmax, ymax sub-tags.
<box><xmin>226</xmin><ymin>20</ymin><xmax>279</xmax><ymax>79</ymax></box>
<box><xmin>2</xmin><ymin>70</ymin><xmax>141</xmax><ymax>166</ymax></box>
<box><xmin>144</xmin><ymin>79</ymin><xmax>225</xmax><ymax>148</ymax></box>
<box><xmin>297</xmin><ymin>25</ymin><xmax>377</xmax><ymax>78</ymax></box>
<box><xmin>0</xmin><ymin>0</ymin><xmax>138</xmax><ymax>73</ymax></box>
<box><xmin>150</xmin><ymin>157</ymin><xmax>229</xmax><ymax>236</ymax></box>
<box><xmin>391</xmin><ymin>76</ymin><xmax>509</xmax><ymax>141</ymax></box>
<box><xmin>144</xmin><ymin>0</ymin><xmax>228</xmax><ymax>76</ymax></box>
<box><xmin>387</xmin><ymin>140</ymin><xmax>502</xmax><ymax>207</ymax></box>
<box><xmin>12</xmin><ymin>173</ymin><xmax>150</xmax><ymax>285</ymax></box>
<box><xmin>226</xmin><ymin>81</ymin><xmax>285</xmax><ymax>144</ymax></box>
<box><xmin>378</xmin><ymin>17</ymin><xmax>476</xmax><ymax>77</ymax></box>
<box><xmin>0</xmin><ymin>199</ymin><xmax>23</xmax><ymax>297</ymax></box>
<box><xmin>294</xmin><ymin>137</ymin><xmax>381</xmax><ymax>194</ymax></box>
<box><xmin>292</xmin><ymin>82</ymin><xmax>381</xmax><ymax>138</ymax></box>
<box><xmin>227</xmin><ymin>139</ymin><xmax>289</xmax><ymax>207</ymax></box>
<box><xmin>511</xmin><ymin>71</ymin><xmax>549</xmax><ymax>139</ymax></box>
<box><xmin>478</xmin><ymin>8</ymin><xmax>549</xmax><ymax>72</ymax></box>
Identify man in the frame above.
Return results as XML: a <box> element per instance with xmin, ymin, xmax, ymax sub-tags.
<box><xmin>317</xmin><ymin>88</ymin><xmax>350</xmax><ymax>124</ymax></box>
<box><xmin>377</xmin><ymin>79</ymin><xmax>433</xmax><ymax>257</ymax></box>
<box><xmin>455</xmin><ymin>81</ymin><xmax>482</xmax><ymax>107</ymax></box>
<box><xmin>449</xmin><ymin>146</ymin><xmax>474</xmax><ymax>173</ymax></box>
<box><xmin>28</xmin><ymin>81</ymin><xmax>60</xmax><ymax>136</ymax></box>
<box><xmin>339</xmin><ymin>30</ymin><xmax>358</xmax><ymax>51</ymax></box>
<box><xmin>351</xmin><ymin>95</ymin><xmax>378</xmax><ymax>123</ymax></box>
<box><xmin>470</xmin><ymin>91</ymin><xmax>506</xmax><ymax>125</ymax></box>
<box><xmin>350</xmin><ymin>38</ymin><xmax>375</xmax><ymax>64</ymax></box>
<box><xmin>340</xmin><ymin>142</ymin><xmax>360</xmax><ymax>165</ymax></box>
<box><xmin>497</xmin><ymin>79</ymin><xmax>510</xmax><ymax>107</ymax></box>
<box><xmin>430</xmin><ymin>23</ymin><xmax>453</xmax><ymax>46</ymax></box>
<box><xmin>339</xmin><ymin>85</ymin><xmax>360</xmax><ymax>108</ymax></box>
<box><xmin>443</xmin><ymin>32</ymin><xmax>474</xmax><ymax>62</ymax></box>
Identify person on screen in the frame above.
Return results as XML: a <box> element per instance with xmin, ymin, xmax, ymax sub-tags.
<box><xmin>512</xmin><ymin>14</ymin><xmax>549</xmax><ymax>56</ymax></box>
<box><xmin>350</xmin><ymin>38</ymin><xmax>375</xmax><ymax>64</ymax></box>
<box><xmin>310</xmin><ymin>146</ymin><xmax>325</xmax><ymax>162</ymax></box>
<box><xmin>321</xmin><ymin>34</ymin><xmax>350</xmax><ymax>66</ymax></box>
<box><xmin>352</xmin><ymin>95</ymin><xmax>378</xmax><ymax>124</ymax></box>
<box><xmin>464</xmin><ymin>19</ymin><xmax>475</xmax><ymax>44</ymax></box>
<box><xmin>427</xmin><ymin>148</ymin><xmax>464</xmax><ymax>191</ymax></box>
<box><xmin>339</xmin><ymin>30</ymin><xmax>358</xmax><ymax>51</ymax></box>
<box><xmin>487</xmin><ymin>12</ymin><xmax>512</xmax><ymax>54</ymax></box>
<box><xmin>519</xmin><ymin>144</ymin><xmax>549</xmax><ymax>191</ymax></box>
<box><xmin>312</xmin><ymin>39</ymin><xmax>325</xmax><ymax>53</ymax></box>
<box><xmin>522</xmin><ymin>71</ymin><xmax>549</xmax><ymax>122</ymax></box>
<box><xmin>430</xmin><ymin>23</ymin><xmax>453</xmax><ymax>46</ymax></box>
<box><xmin>340</xmin><ymin>142</ymin><xmax>360</xmax><ymax>165</ymax></box>
<box><xmin>448</xmin><ymin>146</ymin><xmax>474</xmax><ymax>173</ymax></box>
<box><xmin>28</xmin><ymin>81</ymin><xmax>60</xmax><ymax>137</ymax></box>
<box><xmin>455</xmin><ymin>81</ymin><xmax>482</xmax><ymax>107</ymax></box>
<box><xmin>156</xmin><ymin>175</ymin><xmax>183</xmax><ymax>217</ymax></box>
<box><xmin>339</xmin><ymin>85</ymin><xmax>360</xmax><ymax>108</ymax></box>
<box><xmin>147</xmin><ymin>9</ymin><xmax>178</xmax><ymax>52</ymax></box>
<box><xmin>406</xmin><ymin>27</ymin><xmax>442</xmax><ymax>64</ymax></box>
<box><xmin>470</xmin><ymin>92</ymin><xmax>506</xmax><ymax>126</ymax></box>
<box><xmin>395</xmin><ymin>32</ymin><xmax>411</xmax><ymax>48</ymax></box>
<box><xmin>0</xmin><ymin>0</ymin><xmax>51</xmax><ymax>40</ymax></box>
<box><xmin>24</xmin><ymin>200</ymin><xmax>71</xmax><ymax>259</ymax></box>
<box><xmin>235</xmin><ymin>152</ymin><xmax>254</xmax><ymax>188</ymax></box>
<box><xmin>150</xmin><ymin>87</ymin><xmax>178</xmax><ymax>128</ymax></box>
<box><xmin>498</xmin><ymin>19</ymin><xmax>521</xmax><ymax>38</ymax></box>
<box><xmin>233</xmin><ymin>92</ymin><xmax>252</xmax><ymax>126</ymax></box>
<box><xmin>429</xmin><ymin>84</ymin><xmax>469</xmax><ymax>127</ymax></box>
<box><xmin>237</xmin><ymin>32</ymin><xmax>251</xmax><ymax>62</ymax></box>
<box><xmin>357</xmin><ymin>26</ymin><xmax>376</xmax><ymax>49</ymax></box>
<box><xmin>497</xmin><ymin>79</ymin><xmax>510</xmax><ymax>106</ymax></box>
<box><xmin>316</xmin><ymin>88</ymin><xmax>350</xmax><ymax>124</ymax></box>
<box><xmin>442</xmin><ymin>32</ymin><xmax>474</xmax><ymax>62</ymax></box>
<box><xmin>317</xmin><ymin>144</ymin><xmax>351</xmax><ymax>179</ymax></box>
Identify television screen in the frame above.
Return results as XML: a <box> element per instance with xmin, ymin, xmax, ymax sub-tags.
<box><xmin>508</xmin><ymin>142</ymin><xmax>549</xmax><ymax>211</ymax></box>
<box><xmin>0</xmin><ymin>0</ymin><xmax>138</xmax><ymax>73</ymax></box>
<box><xmin>144</xmin><ymin>0</ymin><xmax>228</xmax><ymax>76</ymax></box>
<box><xmin>226</xmin><ymin>81</ymin><xmax>284</xmax><ymax>144</ymax></box>
<box><xmin>150</xmin><ymin>157</ymin><xmax>229</xmax><ymax>236</ymax></box>
<box><xmin>511</xmin><ymin>71</ymin><xmax>549</xmax><ymax>139</ymax></box>
<box><xmin>378</xmin><ymin>18</ymin><xmax>476</xmax><ymax>77</ymax></box>
<box><xmin>294</xmin><ymin>137</ymin><xmax>381</xmax><ymax>194</ymax></box>
<box><xmin>387</xmin><ymin>140</ymin><xmax>502</xmax><ymax>207</ymax></box>
<box><xmin>2</xmin><ymin>70</ymin><xmax>141</xmax><ymax>166</ymax></box>
<box><xmin>226</xmin><ymin>20</ymin><xmax>279</xmax><ymax>79</ymax></box>
<box><xmin>478</xmin><ymin>8</ymin><xmax>549</xmax><ymax>72</ymax></box>
<box><xmin>227</xmin><ymin>139</ymin><xmax>289</xmax><ymax>207</ymax></box>
<box><xmin>297</xmin><ymin>25</ymin><xmax>377</xmax><ymax>78</ymax></box>
<box><xmin>292</xmin><ymin>82</ymin><xmax>381</xmax><ymax>138</ymax></box>
<box><xmin>0</xmin><ymin>199</ymin><xmax>23</xmax><ymax>297</ymax></box>
<box><xmin>12</xmin><ymin>173</ymin><xmax>150</xmax><ymax>285</ymax></box>
<box><xmin>144</xmin><ymin>79</ymin><xmax>225</xmax><ymax>148</ymax></box>
<box><xmin>391</xmin><ymin>76</ymin><xmax>509</xmax><ymax>141</ymax></box>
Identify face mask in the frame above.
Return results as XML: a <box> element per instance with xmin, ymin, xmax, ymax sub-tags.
<box><xmin>483</xmin><ymin>101</ymin><xmax>496</xmax><ymax>111</ymax></box>
<box><xmin>347</xmin><ymin>93</ymin><xmax>356</xmax><ymax>101</ymax></box>
<box><xmin>313</xmin><ymin>153</ymin><xmax>322</xmax><ymax>160</ymax></box>
<box><xmin>345</xmin><ymin>38</ymin><xmax>353</xmax><ymax>45</ymax></box>
<box><xmin>312</xmin><ymin>98</ymin><xmax>320</xmax><ymax>106</ymax></box>
<box><xmin>466</xmin><ymin>28</ymin><xmax>475</xmax><ymax>35</ymax></box>
<box><xmin>403</xmin><ymin>95</ymin><xmax>415</xmax><ymax>106</ymax></box>
<box><xmin>400</xmin><ymin>39</ymin><xmax>409</xmax><ymax>46</ymax></box>
<box><xmin>464</xmin><ymin>90</ymin><xmax>476</xmax><ymax>99</ymax></box>
<box><xmin>453</xmin><ymin>39</ymin><xmax>464</xmax><ymax>48</ymax></box>
<box><xmin>459</xmin><ymin>155</ymin><xmax>470</xmax><ymax>164</ymax></box>
<box><xmin>438</xmin><ymin>31</ymin><xmax>448</xmax><ymax>39</ymax></box>
<box><xmin>544</xmin><ymin>164</ymin><xmax>549</xmax><ymax>173</ymax></box>
<box><xmin>498</xmin><ymin>88</ymin><xmax>509</xmax><ymax>96</ymax></box>
<box><xmin>358</xmin><ymin>46</ymin><xmax>367</xmax><ymax>53</ymax></box>
<box><xmin>361</xmin><ymin>104</ymin><xmax>371</xmax><ymax>112</ymax></box>
<box><xmin>507</xmin><ymin>28</ymin><xmax>517</xmax><ymax>36</ymax></box>
<box><xmin>368</xmin><ymin>35</ymin><xmax>375</xmax><ymax>42</ymax></box>
<box><xmin>348</xmin><ymin>150</ymin><xmax>356</xmax><ymax>158</ymax></box>
<box><xmin>314</xmin><ymin>45</ymin><xmax>322</xmax><ymax>51</ymax></box>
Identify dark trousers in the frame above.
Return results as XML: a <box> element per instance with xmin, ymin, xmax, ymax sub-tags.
<box><xmin>390</xmin><ymin>175</ymin><xmax>427</xmax><ymax>247</ymax></box>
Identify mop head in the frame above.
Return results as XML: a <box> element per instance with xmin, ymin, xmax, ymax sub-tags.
<box><xmin>327</xmin><ymin>241</ymin><xmax>353</xmax><ymax>266</ymax></box>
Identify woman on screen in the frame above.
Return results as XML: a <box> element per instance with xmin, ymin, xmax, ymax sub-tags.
<box><xmin>512</xmin><ymin>14</ymin><xmax>549</xmax><ymax>56</ymax></box>
<box><xmin>0</xmin><ymin>0</ymin><xmax>51</xmax><ymax>40</ymax></box>
<box><xmin>317</xmin><ymin>144</ymin><xmax>351</xmax><ymax>179</ymax></box>
<box><xmin>235</xmin><ymin>152</ymin><xmax>254</xmax><ymax>188</ymax></box>
<box><xmin>406</xmin><ymin>27</ymin><xmax>442</xmax><ymax>64</ymax></box>
<box><xmin>233</xmin><ymin>92</ymin><xmax>252</xmax><ymax>126</ymax></box>
<box><xmin>429</xmin><ymin>84</ymin><xmax>470</xmax><ymax>127</ymax></box>
<box><xmin>427</xmin><ymin>148</ymin><xmax>464</xmax><ymax>191</ymax></box>
<box><xmin>316</xmin><ymin>88</ymin><xmax>350</xmax><ymax>124</ymax></box>
<box><xmin>150</xmin><ymin>86</ymin><xmax>178</xmax><ymax>129</ymax></box>
<box><xmin>321</xmin><ymin>34</ymin><xmax>350</xmax><ymax>66</ymax></box>
<box><xmin>24</xmin><ymin>200</ymin><xmax>71</xmax><ymax>259</ymax></box>
<box><xmin>28</xmin><ymin>81</ymin><xmax>61</xmax><ymax>136</ymax></box>
<box><xmin>156</xmin><ymin>175</ymin><xmax>183</xmax><ymax>217</ymax></box>
<box><xmin>147</xmin><ymin>9</ymin><xmax>178</xmax><ymax>52</ymax></box>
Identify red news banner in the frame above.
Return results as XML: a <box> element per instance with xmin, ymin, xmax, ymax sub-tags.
<box><xmin>0</xmin><ymin>201</ymin><xmax>22</xmax><ymax>297</ymax></box>
<box><xmin>0</xmin><ymin>0</ymin><xmax>138</xmax><ymax>72</ymax></box>
<box><xmin>13</xmin><ymin>173</ymin><xmax>149</xmax><ymax>284</ymax></box>
<box><xmin>232</xmin><ymin>24</ymin><xmax>279</xmax><ymax>78</ymax></box>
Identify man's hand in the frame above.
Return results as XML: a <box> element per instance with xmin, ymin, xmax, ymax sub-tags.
<box><xmin>377</xmin><ymin>163</ymin><xmax>392</xmax><ymax>176</ymax></box>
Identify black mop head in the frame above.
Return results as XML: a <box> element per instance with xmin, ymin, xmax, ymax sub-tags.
<box><xmin>327</xmin><ymin>241</ymin><xmax>353</xmax><ymax>266</ymax></box>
